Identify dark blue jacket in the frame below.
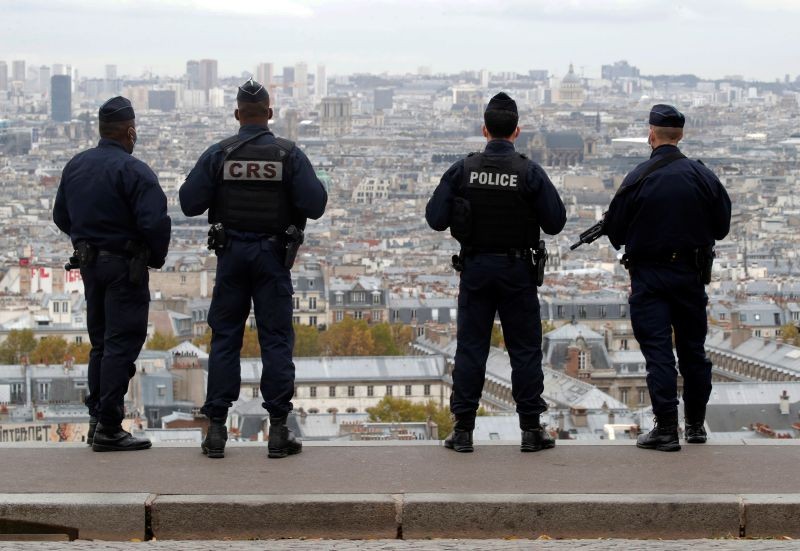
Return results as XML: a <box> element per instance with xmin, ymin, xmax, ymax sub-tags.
<box><xmin>604</xmin><ymin>144</ymin><xmax>731</xmax><ymax>255</ymax></box>
<box><xmin>425</xmin><ymin>139</ymin><xmax>566</xmax><ymax>236</ymax></box>
<box><xmin>179</xmin><ymin>125</ymin><xmax>327</xmax><ymax>222</ymax></box>
<box><xmin>53</xmin><ymin>138</ymin><xmax>172</xmax><ymax>267</ymax></box>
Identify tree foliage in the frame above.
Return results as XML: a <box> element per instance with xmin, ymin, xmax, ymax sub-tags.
<box><xmin>366</xmin><ymin>396</ymin><xmax>453</xmax><ymax>439</ymax></box>
<box><xmin>65</xmin><ymin>342</ymin><xmax>91</xmax><ymax>364</ymax></box>
<box><xmin>30</xmin><ymin>336</ymin><xmax>68</xmax><ymax>365</ymax></box>
<box><xmin>146</xmin><ymin>331</ymin><xmax>179</xmax><ymax>351</ymax></box>
<box><xmin>780</xmin><ymin>323</ymin><xmax>800</xmax><ymax>346</ymax></box>
<box><xmin>491</xmin><ymin>324</ymin><xmax>504</xmax><ymax>348</ymax></box>
<box><xmin>294</xmin><ymin>324</ymin><xmax>321</xmax><ymax>357</ymax></box>
<box><xmin>0</xmin><ymin>329</ymin><xmax>37</xmax><ymax>364</ymax></box>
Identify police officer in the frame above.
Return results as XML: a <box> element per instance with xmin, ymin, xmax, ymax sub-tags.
<box><xmin>180</xmin><ymin>79</ymin><xmax>327</xmax><ymax>459</ymax></box>
<box><xmin>426</xmin><ymin>92</ymin><xmax>566</xmax><ymax>453</ymax></box>
<box><xmin>603</xmin><ymin>104</ymin><xmax>731</xmax><ymax>451</ymax></box>
<box><xmin>53</xmin><ymin>96</ymin><xmax>171</xmax><ymax>452</ymax></box>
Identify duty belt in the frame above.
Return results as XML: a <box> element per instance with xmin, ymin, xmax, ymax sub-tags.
<box><xmin>622</xmin><ymin>248</ymin><xmax>704</xmax><ymax>268</ymax></box>
<box><xmin>471</xmin><ymin>247</ymin><xmax>532</xmax><ymax>259</ymax></box>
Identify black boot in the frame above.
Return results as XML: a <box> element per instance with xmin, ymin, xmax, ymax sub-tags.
<box><xmin>444</xmin><ymin>417</ymin><xmax>474</xmax><ymax>453</ymax></box>
<box><xmin>684</xmin><ymin>404</ymin><xmax>707</xmax><ymax>444</ymax></box>
<box><xmin>92</xmin><ymin>423</ymin><xmax>151</xmax><ymax>452</ymax></box>
<box><xmin>520</xmin><ymin>415</ymin><xmax>555</xmax><ymax>453</ymax></box>
<box><xmin>201</xmin><ymin>417</ymin><xmax>228</xmax><ymax>458</ymax></box>
<box><xmin>636</xmin><ymin>411</ymin><xmax>681</xmax><ymax>452</ymax></box>
<box><xmin>268</xmin><ymin>416</ymin><xmax>302</xmax><ymax>459</ymax></box>
<box><xmin>87</xmin><ymin>416</ymin><xmax>98</xmax><ymax>446</ymax></box>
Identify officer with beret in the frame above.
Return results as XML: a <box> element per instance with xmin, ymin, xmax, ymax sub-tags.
<box><xmin>180</xmin><ymin>79</ymin><xmax>327</xmax><ymax>459</ymax></box>
<box><xmin>603</xmin><ymin>104</ymin><xmax>731</xmax><ymax>451</ymax></box>
<box><xmin>53</xmin><ymin>96</ymin><xmax>171</xmax><ymax>452</ymax></box>
<box><xmin>426</xmin><ymin>92</ymin><xmax>566</xmax><ymax>453</ymax></box>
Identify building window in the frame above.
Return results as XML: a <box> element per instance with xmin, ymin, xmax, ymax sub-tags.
<box><xmin>372</xmin><ymin>310</ymin><xmax>382</xmax><ymax>322</ymax></box>
<box><xmin>620</xmin><ymin>388</ymin><xmax>629</xmax><ymax>404</ymax></box>
<box><xmin>309</xmin><ymin>297</ymin><xmax>317</xmax><ymax>310</ymax></box>
<box><xmin>10</xmin><ymin>383</ymin><xmax>23</xmax><ymax>402</ymax></box>
<box><xmin>293</xmin><ymin>297</ymin><xmax>300</xmax><ymax>309</ymax></box>
<box><xmin>386</xmin><ymin>385</ymin><xmax>393</xmax><ymax>396</ymax></box>
<box><xmin>638</xmin><ymin>388</ymin><xmax>646</xmax><ymax>405</ymax></box>
<box><xmin>411</xmin><ymin>309</ymin><xmax>417</xmax><ymax>320</ymax></box>
<box><xmin>292</xmin><ymin>316</ymin><xmax>300</xmax><ymax>325</ymax></box>
<box><xmin>620</xmin><ymin>305</ymin><xmax>627</xmax><ymax>318</ymax></box>
<box><xmin>308</xmin><ymin>279</ymin><xmax>315</xmax><ymax>288</ymax></box>
<box><xmin>180</xmin><ymin>275</ymin><xmax>187</xmax><ymax>284</ymax></box>
<box><xmin>424</xmin><ymin>384</ymin><xmax>431</xmax><ymax>396</ymax></box>
<box><xmin>53</xmin><ymin>302</ymin><xmax>59</xmax><ymax>313</ymax></box>
<box><xmin>335</xmin><ymin>294</ymin><xmax>343</xmax><ymax>305</ymax></box>
<box><xmin>755</xmin><ymin>329</ymin><xmax>762</xmax><ymax>337</ymax></box>
<box><xmin>37</xmin><ymin>382</ymin><xmax>50</xmax><ymax>401</ymax></box>
<box><xmin>405</xmin><ymin>385</ymin><xmax>412</xmax><ymax>396</ymax></box>
<box><xmin>416</xmin><ymin>326</ymin><xmax>424</xmax><ymax>337</ymax></box>
<box><xmin>557</xmin><ymin>305</ymin><xmax>565</xmax><ymax>318</ymax></box>
<box><xmin>774</xmin><ymin>313</ymin><xmax>781</xmax><ymax>325</ymax></box>
<box><xmin>354</xmin><ymin>311</ymin><xmax>363</xmax><ymax>320</ymax></box>
<box><xmin>347</xmin><ymin>386</ymin><xmax>355</xmax><ymax>397</ymax></box>
<box><xmin>308</xmin><ymin>408</ymin><xmax>319</xmax><ymax>414</ymax></box>
<box><xmin>309</xmin><ymin>316</ymin><xmax>317</xmax><ymax>326</ymax></box>
<box><xmin>719</xmin><ymin>313</ymin><xmax>727</xmax><ymax>321</ymax></box>
<box><xmin>310</xmin><ymin>386</ymin><xmax>317</xmax><ymax>398</ymax></box>
<box><xmin>620</xmin><ymin>339</ymin><xmax>628</xmax><ymax>351</ymax></box>
<box><xmin>392</xmin><ymin>310</ymin><xmax>400</xmax><ymax>322</ymax></box>
<box><xmin>329</xmin><ymin>386</ymin><xmax>336</xmax><ymax>397</ymax></box>
<box><xmin>75</xmin><ymin>336</ymin><xmax>82</xmax><ymax>344</ymax></box>
<box><xmin>252</xmin><ymin>386</ymin><xmax>259</xmax><ymax>398</ymax></box>
<box><xmin>335</xmin><ymin>310</ymin><xmax>344</xmax><ymax>322</ymax></box>
<box><xmin>599</xmin><ymin>306</ymin><xmax>607</xmax><ymax>318</ymax></box>
<box><xmin>157</xmin><ymin>385</ymin><xmax>166</xmax><ymax>398</ymax></box>
<box><xmin>372</xmin><ymin>293</ymin><xmax>381</xmax><ymax>304</ymax></box>
<box><xmin>346</xmin><ymin>407</ymin><xmax>357</xmax><ymax>413</ymax></box>
<box><xmin>578</xmin><ymin>306</ymin><xmax>587</xmax><ymax>319</ymax></box>
<box><xmin>578</xmin><ymin>351</ymin><xmax>586</xmax><ymax>370</ymax></box>
<box><xmin>367</xmin><ymin>385</ymin><xmax>374</xmax><ymax>397</ymax></box>
<box><xmin>352</xmin><ymin>291</ymin><xmax>366</xmax><ymax>303</ymax></box>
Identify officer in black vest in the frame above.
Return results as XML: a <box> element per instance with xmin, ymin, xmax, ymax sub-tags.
<box><xmin>426</xmin><ymin>92</ymin><xmax>566</xmax><ymax>453</ymax></box>
<box><xmin>180</xmin><ymin>79</ymin><xmax>327</xmax><ymax>459</ymax></box>
<box><xmin>603</xmin><ymin>105</ymin><xmax>731</xmax><ymax>451</ymax></box>
<box><xmin>53</xmin><ymin>96</ymin><xmax>171</xmax><ymax>452</ymax></box>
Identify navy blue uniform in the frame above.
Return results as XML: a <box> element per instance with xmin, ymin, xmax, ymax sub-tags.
<box><xmin>604</xmin><ymin>144</ymin><xmax>731</xmax><ymax>416</ymax></box>
<box><xmin>180</xmin><ymin>125</ymin><xmax>327</xmax><ymax>419</ymax></box>
<box><xmin>426</xmin><ymin>139</ymin><xmax>566</xmax><ymax>421</ymax></box>
<box><xmin>53</xmin><ymin>138</ymin><xmax>171</xmax><ymax>427</ymax></box>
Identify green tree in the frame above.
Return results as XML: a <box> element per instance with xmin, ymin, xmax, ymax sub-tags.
<box><xmin>320</xmin><ymin>317</ymin><xmax>375</xmax><ymax>356</ymax></box>
<box><xmin>294</xmin><ymin>324</ymin><xmax>321</xmax><ymax>356</ymax></box>
<box><xmin>66</xmin><ymin>342</ymin><xmax>91</xmax><ymax>363</ymax></box>
<box><xmin>241</xmin><ymin>327</ymin><xmax>261</xmax><ymax>357</ymax></box>
<box><xmin>491</xmin><ymin>324</ymin><xmax>504</xmax><ymax>348</ymax></box>
<box><xmin>146</xmin><ymin>331</ymin><xmax>179</xmax><ymax>351</ymax></box>
<box><xmin>370</xmin><ymin>323</ymin><xmax>400</xmax><ymax>355</ymax></box>
<box><xmin>780</xmin><ymin>323</ymin><xmax>800</xmax><ymax>346</ymax></box>
<box><xmin>0</xmin><ymin>329</ymin><xmax>37</xmax><ymax>364</ymax></box>
<box><xmin>31</xmin><ymin>336</ymin><xmax>68</xmax><ymax>365</ymax></box>
<box><xmin>367</xmin><ymin>396</ymin><xmax>461</xmax><ymax>439</ymax></box>
<box><xmin>541</xmin><ymin>320</ymin><xmax>556</xmax><ymax>335</ymax></box>
<box><xmin>192</xmin><ymin>329</ymin><xmax>212</xmax><ymax>352</ymax></box>
<box><xmin>390</xmin><ymin>323</ymin><xmax>414</xmax><ymax>354</ymax></box>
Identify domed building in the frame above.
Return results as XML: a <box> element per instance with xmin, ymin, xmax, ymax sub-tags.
<box><xmin>556</xmin><ymin>63</ymin><xmax>585</xmax><ymax>107</ymax></box>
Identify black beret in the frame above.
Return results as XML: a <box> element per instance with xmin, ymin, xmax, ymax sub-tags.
<box><xmin>237</xmin><ymin>78</ymin><xmax>269</xmax><ymax>104</ymax></box>
<box><xmin>99</xmin><ymin>96</ymin><xmax>135</xmax><ymax>122</ymax></box>
<box><xmin>485</xmin><ymin>92</ymin><xmax>518</xmax><ymax>115</ymax></box>
<box><xmin>649</xmin><ymin>104</ymin><xmax>685</xmax><ymax>128</ymax></box>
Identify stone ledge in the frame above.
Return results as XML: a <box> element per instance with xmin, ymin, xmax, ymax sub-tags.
<box><xmin>150</xmin><ymin>494</ymin><xmax>399</xmax><ymax>540</ymax></box>
<box><xmin>0</xmin><ymin>493</ymin><xmax>148</xmax><ymax>541</ymax></box>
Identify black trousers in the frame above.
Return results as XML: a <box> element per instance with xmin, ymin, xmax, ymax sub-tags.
<box><xmin>201</xmin><ymin>237</ymin><xmax>295</xmax><ymax>419</ymax></box>
<box><xmin>629</xmin><ymin>263</ymin><xmax>712</xmax><ymax>417</ymax></box>
<box><xmin>82</xmin><ymin>255</ymin><xmax>149</xmax><ymax>426</ymax></box>
<box><xmin>451</xmin><ymin>254</ymin><xmax>547</xmax><ymax>420</ymax></box>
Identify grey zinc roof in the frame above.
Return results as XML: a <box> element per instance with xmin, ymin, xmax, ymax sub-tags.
<box><xmin>544</xmin><ymin>132</ymin><xmax>584</xmax><ymax>149</ymax></box>
<box><xmin>544</xmin><ymin>322</ymin><xmax>604</xmax><ymax>341</ymax></box>
<box><xmin>239</xmin><ymin>356</ymin><xmax>447</xmax><ymax>383</ymax></box>
<box><xmin>706</xmin><ymin>329</ymin><xmax>800</xmax><ymax>376</ymax></box>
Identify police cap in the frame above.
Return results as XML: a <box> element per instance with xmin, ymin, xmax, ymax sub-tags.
<box><xmin>485</xmin><ymin>92</ymin><xmax>518</xmax><ymax>115</ymax></box>
<box><xmin>649</xmin><ymin>104</ymin><xmax>685</xmax><ymax>128</ymax></box>
<box><xmin>99</xmin><ymin>96</ymin><xmax>135</xmax><ymax>122</ymax></box>
<box><xmin>237</xmin><ymin>78</ymin><xmax>269</xmax><ymax>104</ymax></box>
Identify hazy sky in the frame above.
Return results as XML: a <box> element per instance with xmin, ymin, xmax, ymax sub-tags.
<box><xmin>2</xmin><ymin>0</ymin><xmax>798</xmax><ymax>81</ymax></box>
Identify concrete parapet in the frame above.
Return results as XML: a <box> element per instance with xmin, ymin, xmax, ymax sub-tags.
<box><xmin>0</xmin><ymin>493</ymin><xmax>147</xmax><ymax>541</ymax></box>
<box><xmin>150</xmin><ymin>494</ymin><xmax>399</xmax><ymax>540</ymax></box>
<box><xmin>402</xmin><ymin>494</ymin><xmax>742</xmax><ymax>539</ymax></box>
<box><xmin>742</xmin><ymin>494</ymin><xmax>800</xmax><ymax>538</ymax></box>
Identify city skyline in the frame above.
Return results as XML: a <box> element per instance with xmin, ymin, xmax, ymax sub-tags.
<box><xmin>2</xmin><ymin>0</ymin><xmax>799</xmax><ymax>81</ymax></box>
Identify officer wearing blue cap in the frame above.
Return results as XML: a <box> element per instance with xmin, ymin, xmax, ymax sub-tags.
<box><xmin>53</xmin><ymin>96</ymin><xmax>171</xmax><ymax>452</ymax></box>
<box><xmin>180</xmin><ymin>78</ymin><xmax>327</xmax><ymax>459</ymax></box>
<box><xmin>603</xmin><ymin>104</ymin><xmax>731</xmax><ymax>451</ymax></box>
<box><xmin>426</xmin><ymin>92</ymin><xmax>566</xmax><ymax>453</ymax></box>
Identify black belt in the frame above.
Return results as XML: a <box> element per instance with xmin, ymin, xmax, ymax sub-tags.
<box><xmin>98</xmin><ymin>250</ymin><xmax>130</xmax><ymax>258</ymax></box>
<box><xmin>624</xmin><ymin>249</ymin><xmax>700</xmax><ymax>266</ymax></box>
<box><xmin>473</xmin><ymin>248</ymin><xmax>531</xmax><ymax>259</ymax></box>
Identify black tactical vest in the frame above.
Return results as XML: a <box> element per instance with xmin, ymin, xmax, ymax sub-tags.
<box><xmin>461</xmin><ymin>152</ymin><xmax>538</xmax><ymax>251</ymax></box>
<box><xmin>211</xmin><ymin>132</ymin><xmax>294</xmax><ymax>234</ymax></box>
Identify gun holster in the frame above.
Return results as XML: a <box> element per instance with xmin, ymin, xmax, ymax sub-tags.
<box><xmin>532</xmin><ymin>240</ymin><xmax>548</xmax><ymax>287</ymax></box>
<box><xmin>696</xmin><ymin>246</ymin><xmax>715</xmax><ymax>285</ymax></box>
<box><xmin>284</xmin><ymin>225</ymin><xmax>305</xmax><ymax>269</ymax></box>
<box><xmin>65</xmin><ymin>242</ymin><xmax>97</xmax><ymax>271</ymax></box>
<box><xmin>207</xmin><ymin>223</ymin><xmax>227</xmax><ymax>255</ymax></box>
<box><xmin>124</xmin><ymin>241</ymin><xmax>150</xmax><ymax>286</ymax></box>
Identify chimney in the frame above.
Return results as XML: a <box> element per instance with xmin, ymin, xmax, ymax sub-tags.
<box><xmin>570</xmin><ymin>407</ymin><xmax>588</xmax><ymax>427</ymax></box>
<box><xmin>780</xmin><ymin>390</ymin><xmax>790</xmax><ymax>415</ymax></box>
<box><xmin>730</xmin><ymin>311</ymin><xmax>741</xmax><ymax>329</ymax></box>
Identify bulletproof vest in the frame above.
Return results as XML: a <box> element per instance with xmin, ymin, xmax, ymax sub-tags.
<box><xmin>211</xmin><ymin>133</ymin><xmax>294</xmax><ymax>234</ymax></box>
<box><xmin>461</xmin><ymin>152</ymin><xmax>538</xmax><ymax>251</ymax></box>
